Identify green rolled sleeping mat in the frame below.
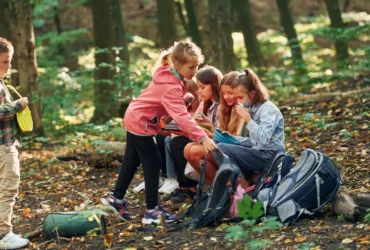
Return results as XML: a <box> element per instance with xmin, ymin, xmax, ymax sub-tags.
<box><xmin>43</xmin><ymin>210</ymin><xmax>107</xmax><ymax>239</ymax></box>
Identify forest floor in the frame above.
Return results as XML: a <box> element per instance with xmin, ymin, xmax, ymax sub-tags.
<box><xmin>13</xmin><ymin>74</ymin><xmax>370</xmax><ymax>250</ymax></box>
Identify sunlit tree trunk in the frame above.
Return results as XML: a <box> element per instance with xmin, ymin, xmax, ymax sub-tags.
<box><xmin>275</xmin><ymin>0</ymin><xmax>306</xmax><ymax>73</ymax></box>
<box><xmin>234</xmin><ymin>0</ymin><xmax>264</xmax><ymax>68</ymax></box>
<box><xmin>91</xmin><ymin>0</ymin><xmax>118</xmax><ymax>123</ymax></box>
<box><xmin>157</xmin><ymin>0</ymin><xmax>177</xmax><ymax>48</ymax></box>
<box><xmin>1</xmin><ymin>0</ymin><xmax>43</xmax><ymax>135</ymax></box>
<box><xmin>208</xmin><ymin>0</ymin><xmax>236</xmax><ymax>72</ymax></box>
<box><xmin>184</xmin><ymin>0</ymin><xmax>202</xmax><ymax>49</ymax></box>
<box><xmin>324</xmin><ymin>0</ymin><xmax>349</xmax><ymax>62</ymax></box>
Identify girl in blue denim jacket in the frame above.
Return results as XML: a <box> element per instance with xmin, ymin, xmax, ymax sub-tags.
<box><xmin>220</xmin><ymin>68</ymin><xmax>284</xmax><ymax>185</ymax></box>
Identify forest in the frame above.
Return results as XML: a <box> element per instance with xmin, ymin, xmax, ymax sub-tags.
<box><xmin>0</xmin><ymin>0</ymin><xmax>369</xmax><ymax>249</ymax></box>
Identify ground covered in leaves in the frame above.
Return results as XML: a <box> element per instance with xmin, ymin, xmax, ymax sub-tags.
<box><xmin>14</xmin><ymin>76</ymin><xmax>370</xmax><ymax>250</ymax></box>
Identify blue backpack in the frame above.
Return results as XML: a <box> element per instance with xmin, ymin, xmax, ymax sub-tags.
<box><xmin>256</xmin><ymin>148</ymin><xmax>342</xmax><ymax>224</ymax></box>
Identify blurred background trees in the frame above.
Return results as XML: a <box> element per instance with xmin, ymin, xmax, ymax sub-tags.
<box><xmin>0</xmin><ymin>0</ymin><xmax>369</xmax><ymax>136</ymax></box>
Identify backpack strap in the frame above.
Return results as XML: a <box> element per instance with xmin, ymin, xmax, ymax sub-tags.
<box><xmin>196</xmin><ymin>154</ymin><xmax>208</xmax><ymax>207</ymax></box>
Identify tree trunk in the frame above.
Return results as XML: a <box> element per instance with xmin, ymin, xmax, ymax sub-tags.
<box><xmin>91</xmin><ymin>0</ymin><xmax>118</xmax><ymax>123</ymax></box>
<box><xmin>275</xmin><ymin>0</ymin><xmax>306</xmax><ymax>74</ymax></box>
<box><xmin>109</xmin><ymin>0</ymin><xmax>131</xmax><ymax>118</ymax></box>
<box><xmin>157</xmin><ymin>0</ymin><xmax>177</xmax><ymax>48</ymax></box>
<box><xmin>234</xmin><ymin>0</ymin><xmax>264</xmax><ymax>68</ymax></box>
<box><xmin>175</xmin><ymin>1</ymin><xmax>189</xmax><ymax>36</ymax></box>
<box><xmin>342</xmin><ymin>0</ymin><xmax>350</xmax><ymax>12</ymax></box>
<box><xmin>324</xmin><ymin>0</ymin><xmax>349</xmax><ymax>62</ymax></box>
<box><xmin>208</xmin><ymin>0</ymin><xmax>236</xmax><ymax>72</ymax></box>
<box><xmin>2</xmin><ymin>0</ymin><xmax>43</xmax><ymax>135</ymax></box>
<box><xmin>184</xmin><ymin>0</ymin><xmax>202</xmax><ymax>49</ymax></box>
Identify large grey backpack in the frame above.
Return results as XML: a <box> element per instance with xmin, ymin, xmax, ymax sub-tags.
<box><xmin>257</xmin><ymin>148</ymin><xmax>341</xmax><ymax>224</ymax></box>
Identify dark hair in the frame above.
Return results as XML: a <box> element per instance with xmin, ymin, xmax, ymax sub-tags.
<box><xmin>0</xmin><ymin>37</ymin><xmax>13</xmax><ymax>54</ymax></box>
<box><xmin>196</xmin><ymin>65</ymin><xmax>222</xmax><ymax>113</ymax></box>
<box><xmin>219</xmin><ymin>71</ymin><xmax>241</xmax><ymax>134</ymax></box>
<box><xmin>231</xmin><ymin>68</ymin><xmax>269</xmax><ymax>103</ymax></box>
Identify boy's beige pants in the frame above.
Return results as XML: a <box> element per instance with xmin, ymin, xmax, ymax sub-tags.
<box><xmin>0</xmin><ymin>145</ymin><xmax>20</xmax><ymax>238</ymax></box>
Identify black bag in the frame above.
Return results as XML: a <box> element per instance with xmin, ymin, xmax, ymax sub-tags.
<box><xmin>181</xmin><ymin>149</ymin><xmax>240</xmax><ymax>228</ymax></box>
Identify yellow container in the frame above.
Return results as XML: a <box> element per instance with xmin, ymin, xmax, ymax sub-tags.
<box><xmin>6</xmin><ymin>85</ymin><xmax>33</xmax><ymax>132</ymax></box>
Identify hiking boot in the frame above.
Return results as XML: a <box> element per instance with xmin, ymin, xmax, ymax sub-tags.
<box><xmin>158</xmin><ymin>178</ymin><xmax>179</xmax><ymax>194</ymax></box>
<box><xmin>170</xmin><ymin>189</ymin><xmax>196</xmax><ymax>203</ymax></box>
<box><xmin>0</xmin><ymin>232</ymin><xmax>29</xmax><ymax>250</ymax></box>
<box><xmin>142</xmin><ymin>205</ymin><xmax>177</xmax><ymax>225</ymax></box>
<box><xmin>162</xmin><ymin>188</ymin><xmax>182</xmax><ymax>201</ymax></box>
<box><xmin>101</xmin><ymin>195</ymin><xmax>130</xmax><ymax>220</ymax></box>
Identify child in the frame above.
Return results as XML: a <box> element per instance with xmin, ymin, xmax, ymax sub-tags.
<box><xmin>187</xmin><ymin>68</ymin><xmax>284</xmax><ymax>185</ymax></box>
<box><xmin>159</xmin><ymin>79</ymin><xmax>200</xmax><ymax>194</ymax></box>
<box><xmin>184</xmin><ymin>71</ymin><xmax>246</xmax><ymax>185</ymax></box>
<box><xmin>102</xmin><ymin>39</ymin><xmax>217</xmax><ymax>225</ymax></box>
<box><xmin>0</xmin><ymin>37</ymin><xmax>30</xmax><ymax>249</ymax></box>
<box><xmin>165</xmin><ymin>65</ymin><xmax>222</xmax><ymax>203</ymax></box>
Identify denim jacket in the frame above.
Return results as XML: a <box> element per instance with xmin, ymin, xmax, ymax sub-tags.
<box><xmin>239</xmin><ymin>100</ymin><xmax>284</xmax><ymax>151</ymax></box>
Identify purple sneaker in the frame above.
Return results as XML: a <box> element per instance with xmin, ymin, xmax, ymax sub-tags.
<box><xmin>142</xmin><ymin>205</ymin><xmax>177</xmax><ymax>225</ymax></box>
<box><xmin>101</xmin><ymin>195</ymin><xmax>130</xmax><ymax>220</ymax></box>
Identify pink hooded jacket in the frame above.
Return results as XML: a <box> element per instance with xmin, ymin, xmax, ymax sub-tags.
<box><xmin>123</xmin><ymin>65</ymin><xmax>207</xmax><ymax>143</ymax></box>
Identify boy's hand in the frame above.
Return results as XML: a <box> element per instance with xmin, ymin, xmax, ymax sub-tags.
<box><xmin>18</xmin><ymin>97</ymin><xmax>29</xmax><ymax>110</ymax></box>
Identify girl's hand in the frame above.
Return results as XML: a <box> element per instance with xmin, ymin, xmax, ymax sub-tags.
<box><xmin>235</xmin><ymin>102</ymin><xmax>252</xmax><ymax>123</ymax></box>
<box><xmin>203</xmin><ymin>127</ymin><xmax>214</xmax><ymax>138</ymax></box>
<box><xmin>196</xmin><ymin>112</ymin><xmax>215</xmax><ymax>132</ymax></box>
<box><xmin>201</xmin><ymin>137</ymin><xmax>218</xmax><ymax>152</ymax></box>
<box><xmin>221</xmin><ymin>131</ymin><xmax>232</xmax><ymax>136</ymax></box>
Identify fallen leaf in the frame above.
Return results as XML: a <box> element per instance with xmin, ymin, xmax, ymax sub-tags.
<box><xmin>104</xmin><ymin>233</ymin><xmax>113</xmax><ymax>248</ymax></box>
<box><xmin>23</xmin><ymin>208</ymin><xmax>31</xmax><ymax>218</ymax></box>
<box><xmin>294</xmin><ymin>235</ymin><xmax>307</xmax><ymax>243</ymax></box>
<box><xmin>210</xmin><ymin>237</ymin><xmax>217</xmax><ymax>242</ymax></box>
<box><xmin>309</xmin><ymin>226</ymin><xmax>322</xmax><ymax>231</ymax></box>
<box><xmin>119</xmin><ymin>232</ymin><xmax>131</xmax><ymax>237</ymax></box>
<box><xmin>144</xmin><ymin>236</ymin><xmax>153</xmax><ymax>241</ymax></box>
<box><xmin>341</xmin><ymin>238</ymin><xmax>353</xmax><ymax>244</ymax></box>
<box><xmin>284</xmin><ymin>239</ymin><xmax>292</xmax><ymax>243</ymax></box>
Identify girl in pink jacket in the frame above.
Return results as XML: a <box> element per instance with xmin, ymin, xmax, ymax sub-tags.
<box><xmin>102</xmin><ymin>39</ymin><xmax>217</xmax><ymax>225</ymax></box>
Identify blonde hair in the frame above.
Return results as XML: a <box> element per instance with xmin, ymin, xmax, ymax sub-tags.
<box><xmin>219</xmin><ymin>71</ymin><xmax>242</xmax><ymax>135</ymax></box>
<box><xmin>152</xmin><ymin>38</ymin><xmax>204</xmax><ymax>74</ymax></box>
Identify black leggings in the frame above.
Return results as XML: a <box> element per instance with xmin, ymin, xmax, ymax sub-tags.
<box><xmin>113</xmin><ymin>131</ymin><xmax>162</xmax><ymax>209</ymax></box>
<box><xmin>155</xmin><ymin>133</ymin><xmax>167</xmax><ymax>178</ymax></box>
<box><xmin>170</xmin><ymin>136</ymin><xmax>198</xmax><ymax>188</ymax></box>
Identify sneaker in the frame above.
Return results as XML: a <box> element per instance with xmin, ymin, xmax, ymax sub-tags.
<box><xmin>0</xmin><ymin>232</ymin><xmax>29</xmax><ymax>250</ymax></box>
<box><xmin>133</xmin><ymin>178</ymin><xmax>164</xmax><ymax>193</ymax></box>
<box><xmin>158</xmin><ymin>178</ymin><xmax>179</xmax><ymax>194</ymax></box>
<box><xmin>170</xmin><ymin>189</ymin><xmax>196</xmax><ymax>203</ymax></box>
<box><xmin>101</xmin><ymin>195</ymin><xmax>130</xmax><ymax>220</ymax></box>
<box><xmin>142</xmin><ymin>205</ymin><xmax>177</xmax><ymax>225</ymax></box>
<box><xmin>162</xmin><ymin>188</ymin><xmax>182</xmax><ymax>201</ymax></box>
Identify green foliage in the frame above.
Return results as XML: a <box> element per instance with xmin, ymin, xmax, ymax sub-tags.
<box><xmin>225</xmin><ymin>195</ymin><xmax>282</xmax><ymax>250</ymax></box>
<box><xmin>237</xmin><ymin>195</ymin><xmax>264</xmax><ymax>220</ymax></box>
<box><xmin>365</xmin><ymin>209</ymin><xmax>370</xmax><ymax>223</ymax></box>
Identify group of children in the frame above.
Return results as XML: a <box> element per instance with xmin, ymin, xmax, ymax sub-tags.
<box><xmin>103</xmin><ymin>38</ymin><xmax>285</xmax><ymax>225</ymax></box>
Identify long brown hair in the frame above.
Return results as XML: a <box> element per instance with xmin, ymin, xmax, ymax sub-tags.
<box><xmin>219</xmin><ymin>71</ymin><xmax>242</xmax><ymax>135</ymax></box>
<box><xmin>186</xmin><ymin>79</ymin><xmax>200</xmax><ymax>115</ymax></box>
<box><xmin>231</xmin><ymin>68</ymin><xmax>269</xmax><ymax>103</ymax></box>
<box><xmin>196</xmin><ymin>65</ymin><xmax>222</xmax><ymax>114</ymax></box>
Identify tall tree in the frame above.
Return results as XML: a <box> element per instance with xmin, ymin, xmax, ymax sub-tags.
<box><xmin>91</xmin><ymin>0</ymin><xmax>119</xmax><ymax>123</ymax></box>
<box><xmin>1</xmin><ymin>0</ymin><xmax>43</xmax><ymax>135</ymax></box>
<box><xmin>157</xmin><ymin>0</ymin><xmax>177</xmax><ymax>48</ymax></box>
<box><xmin>234</xmin><ymin>0</ymin><xmax>264</xmax><ymax>67</ymax></box>
<box><xmin>109</xmin><ymin>0</ymin><xmax>131</xmax><ymax>117</ymax></box>
<box><xmin>184</xmin><ymin>0</ymin><xmax>202</xmax><ymax>49</ymax></box>
<box><xmin>208</xmin><ymin>0</ymin><xmax>236</xmax><ymax>72</ymax></box>
<box><xmin>324</xmin><ymin>0</ymin><xmax>349</xmax><ymax>61</ymax></box>
<box><xmin>275</xmin><ymin>0</ymin><xmax>306</xmax><ymax>73</ymax></box>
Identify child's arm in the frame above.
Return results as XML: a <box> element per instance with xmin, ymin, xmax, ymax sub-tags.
<box><xmin>161</xmin><ymin>87</ymin><xmax>207</xmax><ymax>143</ymax></box>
